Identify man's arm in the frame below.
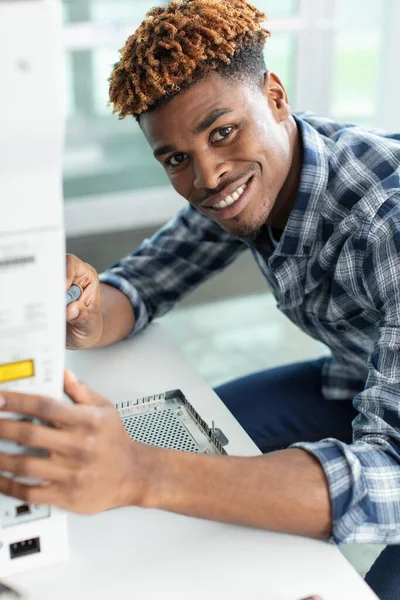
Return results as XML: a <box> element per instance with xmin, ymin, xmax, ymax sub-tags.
<box><xmin>6</xmin><ymin>204</ymin><xmax>399</xmax><ymax>540</ymax></box>
<box><xmin>67</xmin><ymin>205</ymin><xmax>245</xmax><ymax>349</ymax></box>
<box><xmin>0</xmin><ymin>352</ymin><xmax>397</xmax><ymax>545</ymax></box>
<box><xmin>98</xmin><ymin>204</ymin><xmax>246</xmax><ymax>337</ymax></box>
<box><xmin>141</xmin><ymin>445</ymin><xmax>332</xmax><ymax>539</ymax></box>
<box><xmin>0</xmin><ymin>374</ymin><xmax>332</xmax><ymax>538</ymax></box>
<box><xmin>290</xmin><ymin>205</ymin><xmax>400</xmax><ymax>545</ymax></box>
<box><xmin>138</xmin><ymin>199</ymin><xmax>400</xmax><ymax>542</ymax></box>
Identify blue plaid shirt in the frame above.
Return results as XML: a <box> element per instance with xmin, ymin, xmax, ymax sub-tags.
<box><xmin>100</xmin><ymin>113</ymin><xmax>400</xmax><ymax>545</ymax></box>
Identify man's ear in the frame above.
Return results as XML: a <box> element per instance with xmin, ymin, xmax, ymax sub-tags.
<box><xmin>262</xmin><ymin>71</ymin><xmax>291</xmax><ymax>121</ymax></box>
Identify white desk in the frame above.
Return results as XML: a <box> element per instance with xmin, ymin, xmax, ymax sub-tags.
<box><xmin>5</xmin><ymin>324</ymin><xmax>378</xmax><ymax>600</ymax></box>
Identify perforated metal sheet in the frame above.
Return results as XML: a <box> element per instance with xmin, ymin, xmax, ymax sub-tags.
<box><xmin>117</xmin><ymin>390</ymin><xmax>226</xmax><ymax>455</ymax></box>
<box><xmin>123</xmin><ymin>409</ymin><xmax>200</xmax><ymax>452</ymax></box>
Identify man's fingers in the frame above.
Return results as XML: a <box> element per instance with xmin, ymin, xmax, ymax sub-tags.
<box><xmin>0</xmin><ymin>420</ymin><xmax>76</xmax><ymax>455</ymax></box>
<box><xmin>0</xmin><ymin>384</ymin><xmax>109</xmax><ymax>430</ymax></box>
<box><xmin>66</xmin><ymin>254</ymin><xmax>96</xmax><ymax>291</ymax></box>
<box><xmin>65</xmin><ymin>255</ymin><xmax>99</xmax><ymax>320</ymax></box>
<box><xmin>0</xmin><ymin>452</ymin><xmax>68</xmax><ymax>483</ymax></box>
<box><xmin>66</xmin><ymin>288</ymin><xmax>97</xmax><ymax>323</ymax></box>
<box><xmin>64</xmin><ymin>369</ymin><xmax>90</xmax><ymax>405</ymax></box>
<box><xmin>0</xmin><ymin>475</ymin><xmax>57</xmax><ymax>506</ymax></box>
<box><xmin>66</xmin><ymin>287</ymin><xmax>98</xmax><ymax>321</ymax></box>
<box><xmin>0</xmin><ymin>390</ymin><xmax>81</xmax><ymax>427</ymax></box>
<box><xmin>64</xmin><ymin>370</ymin><xmax>110</xmax><ymax>407</ymax></box>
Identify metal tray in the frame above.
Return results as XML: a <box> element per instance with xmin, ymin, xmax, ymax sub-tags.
<box><xmin>116</xmin><ymin>390</ymin><xmax>228</xmax><ymax>455</ymax></box>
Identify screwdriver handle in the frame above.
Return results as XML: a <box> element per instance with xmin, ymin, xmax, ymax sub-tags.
<box><xmin>66</xmin><ymin>285</ymin><xmax>82</xmax><ymax>307</ymax></box>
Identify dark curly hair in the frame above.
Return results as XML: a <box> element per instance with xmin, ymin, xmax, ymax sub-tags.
<box><xmin>109</xmin><ymin>0</ymin><xmax>271</xmax><ymax>120</ymax></box>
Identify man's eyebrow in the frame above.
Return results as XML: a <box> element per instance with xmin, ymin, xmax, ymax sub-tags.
<box><xmin>193</xmin><ymin>108</ymin><xmax>233</xmax><ymax>135</ymax></box>
<box><xmin>153</xmin><ymin>144</ymin><xmax>177</xmax><ymax>158</ymax></box>
<box><xmin>152</xmin><ymin>108</ymin><xmax>233</xmax><ymax>158</ymax></box>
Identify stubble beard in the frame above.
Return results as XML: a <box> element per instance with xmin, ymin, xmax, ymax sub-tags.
<box><xmin>223</xmin><ymin>195</ymin><xmax>272</xmax><ymax>243</ymax></box>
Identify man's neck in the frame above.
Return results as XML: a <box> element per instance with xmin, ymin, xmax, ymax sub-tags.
<box><xmin>268</xmin><ymin>118</ymin><xmax>303</xmax><ymax>231</ymax></box>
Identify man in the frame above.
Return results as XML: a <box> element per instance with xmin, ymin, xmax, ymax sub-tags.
<box><xmin>0</xmin><ymin>0</ymin><xmax>399</xmax><ymax>596</ymax></box>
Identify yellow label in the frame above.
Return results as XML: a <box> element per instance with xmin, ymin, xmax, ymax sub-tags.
<box><xmin>0</xmin><ymin>360</ymin><xmax>35</xmax><ymax>383</ymax></box>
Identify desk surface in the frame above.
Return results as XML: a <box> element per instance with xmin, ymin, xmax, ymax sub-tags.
<box><xmin>6</xmin><ymin>324</ymin><xmax>377</xmax><ymax>600</ymax></box>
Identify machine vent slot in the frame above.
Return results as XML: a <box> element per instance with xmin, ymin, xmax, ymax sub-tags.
<box><xmin>123</xmin><ymin>409</ymin><xmax>200</xmax><ymax>453</ymax></box>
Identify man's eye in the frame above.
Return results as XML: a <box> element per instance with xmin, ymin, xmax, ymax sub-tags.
<box><xmin>166</xmin><ymin>153</ymin><xmax>187</xmax><ymax>167</ymax></box>
<box><xmin>212</xmin><ymin>126</ymin><xmax>233</xmax><ymax>142</ymax></box>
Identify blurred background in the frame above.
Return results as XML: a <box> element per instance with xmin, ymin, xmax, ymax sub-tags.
<box><xmin>64</xmin><ymin>0</ymin><xmax>399</xmax><ymax>575</ymax></box>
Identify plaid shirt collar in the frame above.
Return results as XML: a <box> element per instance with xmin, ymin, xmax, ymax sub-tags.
<box><xmin>269</xmin><ymin>115</ymin><xmax>330</xmax><ymax>259</ymax></box>
<box><xmin>254</xmin><ymin>116</ymin><xmax>332</xmax><ymax>310</ymax></box>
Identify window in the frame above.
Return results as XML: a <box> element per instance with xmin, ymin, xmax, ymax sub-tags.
<box><xmin>264</xmin><ymin>34</ymin><xmax>296</xmax><ymax>104</ymax></box>
<box><xmin>63</xmin><ymin>0</ymin><xmax>156</xmax><ymax>23</ymax></box>
<box><xmin>261</xmin><ymin>0</ymin><xmax>298</xmax><ymax>18</ymax></box>
<box><xmin>330</xmin><ymin>0</ymin><xmax>384</xmax><ymax>126</ymax></box>
<box><xmin>63</xmin><ymin>1</ymin><xmax>169</xmax><ymax>204</ymax></box>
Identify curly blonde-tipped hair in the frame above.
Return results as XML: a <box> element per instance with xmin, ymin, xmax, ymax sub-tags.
<box><xmin>109</xmin><ymin>0</ymin><xmax>270</xmax><ymax>119</ymax></box>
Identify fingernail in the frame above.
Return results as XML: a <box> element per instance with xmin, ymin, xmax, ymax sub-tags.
<box><xmin>0</xmin><ymin>395</ymin><xmax>6</xmax><ymax>408</ymax></box>
<box><xmin>65</xmin><ymin>369</ymin><xmax>78</xmax><ymax>383</ymax></box>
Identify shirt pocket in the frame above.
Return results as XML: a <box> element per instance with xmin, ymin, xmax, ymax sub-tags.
<box><xmin>300</xmin><ymin>307</ymin><xmax>376</xmax><ymax>344</ymax></box>
<box><xmin>313</xmin><ymin>309</ymin><xmax>378</xmax><ymax>364</ymax></box>
<box><xmin>320</xmin><ymin>309</ymin><xmax>377</xmax><ymax>334</ymax></box>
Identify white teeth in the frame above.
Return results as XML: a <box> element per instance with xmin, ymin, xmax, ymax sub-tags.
<box><xmin>212</xmin><ymin>183</ymin><xmax>247</xmax><ymax>210</ymax></box>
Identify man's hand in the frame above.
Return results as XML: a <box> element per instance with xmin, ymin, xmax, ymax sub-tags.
<box><xmin>0</xmin><ymin>371</ymin><xmax>153</xmax><ymax>514</ymax></box>
<box><xmin>66</xmin><ymin>254</ymin><xmax>136</xmax><ymax>349</ymax></box>
<box><xmin>66</xmin><ymin>254</ymin><xmax>104</xmax><ymax>350</ymax></box>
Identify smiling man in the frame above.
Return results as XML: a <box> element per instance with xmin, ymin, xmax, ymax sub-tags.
<box><xmin>0</xmin><ymin>1</ymin><xmax>400</xmax><ymax>598</ymax></box>
<box><xmin>140</xmin><ymin>72</ymin><xmax>302</xmax><ymax>240</ymax></box>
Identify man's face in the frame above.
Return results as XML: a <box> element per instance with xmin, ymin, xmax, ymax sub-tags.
<box><xmin>140</xmin><ymin>72</ymin><xmax>294</xmax><ymax>240</ymax></box>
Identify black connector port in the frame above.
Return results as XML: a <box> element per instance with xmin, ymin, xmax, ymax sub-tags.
<box><xmin>9</xmin><ymin>537</ymin><xmax>41</xmax><ymax>560</ymax></box>
<box><xmin>15</xmin><ymin>504</ymin><xmax>31</xmax><ymax>516</ymax></box>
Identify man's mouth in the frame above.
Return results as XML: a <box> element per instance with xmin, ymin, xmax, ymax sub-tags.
<box><xmin>199</xmin><ymin>175</ymin><xmax>255</xmax><ymax>222</ymax></box>
<box><xmin>209</xmin><ymin>182</ymin><xmax>248</xmax><ymax>211</ymax></box>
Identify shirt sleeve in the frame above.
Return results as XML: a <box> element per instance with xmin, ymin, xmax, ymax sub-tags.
<box><xmin>291</xmin><ymin>202</ymin><xmax>400</xmax><ymax>544</ymax></box>
<box><xmin>99</xmin><ymin>204</ymin><xmax>247</xmax><ymax>336</ymax></box>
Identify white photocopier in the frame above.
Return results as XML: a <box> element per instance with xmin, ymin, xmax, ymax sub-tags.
<box><xmin>0</xmin><ymin>0</ymin><xmax>68</xmax><ymax>577</ymax></box>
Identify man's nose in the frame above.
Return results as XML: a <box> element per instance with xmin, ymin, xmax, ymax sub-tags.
<box><xmin>192</xmin><ymin>152</ymin><xmax>230</xmax><ymax>190</ymax></box>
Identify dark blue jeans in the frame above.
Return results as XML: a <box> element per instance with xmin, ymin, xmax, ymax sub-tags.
<box><xmin>215</xmin><ymin>358</ymin><xmax>400</xmax><ymax>600</ymax></box>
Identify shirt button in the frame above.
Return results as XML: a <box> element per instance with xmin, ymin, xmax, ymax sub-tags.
<box><xmin>303</xmin><ymin>245</ymin><xmax>311</xmax><ymax>254</ymax></box>
<box><xmin>335</xmin><ymin>322</ymin><xmax>347</xmax><ymax>332</ymax></box>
